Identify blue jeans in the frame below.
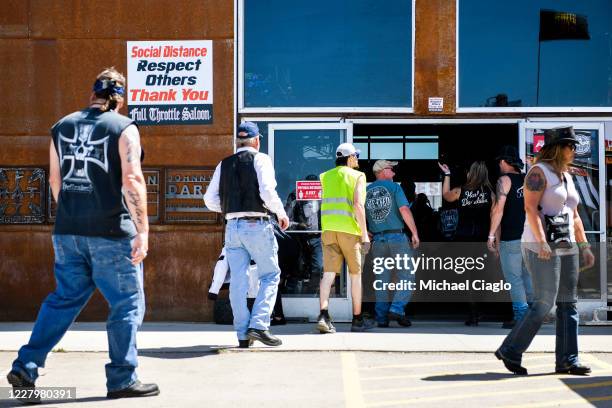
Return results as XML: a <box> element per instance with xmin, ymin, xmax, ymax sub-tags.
<box><xmin>497</xmin><ymin>249</ymin><xmax>579</xmax><ymax>369</ymax></box>
<box><xmin>371</xmin><ymin>232</ymin><xmax>414</xmax><ymax>323</ymax></box>
<box><xmin>499</xmin><ymin>240</ymin><xmax>534</xmax><ymax>321</ymax></box>
<box><xmin>225</xmin><ymin>219</ymin><xmax>281</xmax><ymax>341</ymax></box>
<box><xmin>12</xmin><ymin>235</ymin><xmax>145</xmax><ymax>392</ymax></box>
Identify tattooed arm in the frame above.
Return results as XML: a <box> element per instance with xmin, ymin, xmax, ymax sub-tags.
<box><xmin>119</xmin><ymin>124</ymin><xmax>149</xmax><ymax>265</ymax></box>
<box><xmin>487</xmin><ymin>176</ymin><xmax>510</xmax><ymax>251</ymax></box>
<box><xmin>524</xmin><ymin>166</ymin><xmax>549</xmax><ymax>259</ymax></box>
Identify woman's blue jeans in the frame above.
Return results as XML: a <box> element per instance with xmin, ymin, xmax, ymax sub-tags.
<box><xmin>497</xmin><ymin>248</ymin><xmax>580</xmax><ymax>370</ymax></box>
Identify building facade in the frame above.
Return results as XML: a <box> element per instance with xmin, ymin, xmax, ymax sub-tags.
<box><xmin>1</xmin><ymin>0</ymin><xmax>610</xmax><ymax>321</ymax></box>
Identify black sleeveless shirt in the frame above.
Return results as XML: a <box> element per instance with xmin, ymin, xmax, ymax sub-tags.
<box><xmin>500</xmin><ymin>173</ymin><xmax>525</xmax><ymax>241</ymax></box>
<box><xmin>51</xmin><ymin>108</ymin><xmax>137</xmax><ymax>237</ymax></box>
<box><xmin>455</xmin><ymin>186</ymin><xmax>492</xmax><ymax>242</ymax></box>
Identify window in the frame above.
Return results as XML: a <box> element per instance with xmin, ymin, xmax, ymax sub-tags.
<box><xmin>458</xmin><ymin>0</ymin><xmax>612</xmax><ymax>110</ymax></box>
<box><xmin>241</xmin><ymin>0</ymin><xmax>413</xmax><ymax>111</ymax></box>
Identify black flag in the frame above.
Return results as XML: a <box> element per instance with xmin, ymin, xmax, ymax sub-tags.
<box><xmin>539</xmin><ymin>9</ymin><xmax>590</xmax><ymax>41</ymax></box>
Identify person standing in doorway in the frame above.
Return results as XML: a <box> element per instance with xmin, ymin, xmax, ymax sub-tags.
<box><xmin>439</xmin><ymin>160</ymin><xmax>495</xmax><ymax>326</ymax></box>
<box><xmin>317</xmin><ymin>143</ymin><xmax>373</xmax><ymax>333</ymax></box>
<box><xmin>204</xmin><ymin>121</ymin><xmax>289</xmax><ymax>348</ymax></box>
<box><xmin>366</xmin><ymin>160</ymin><xmax>420</xmax><ymax>327</ymax></box>
<box><xmin>488</xmin><ymin>146</ymin><xmax>534</xmax><ymax>328</ymax></box>
<box><xmin>7</xmin><ymin>68</ymin><xmax>159</xmax><ymax>401</ymax></box>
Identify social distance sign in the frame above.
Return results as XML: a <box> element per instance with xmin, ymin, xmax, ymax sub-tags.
<box><xmin>126</xmin><ymin>40</ymin><xmax>213</xmax><ymax>125</ymax></box>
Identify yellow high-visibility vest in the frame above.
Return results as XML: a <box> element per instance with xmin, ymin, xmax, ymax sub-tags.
<box><xmin>320</xmin><ymin>166</ymin><xmax>365</xmax><ymax>236</ymax></box>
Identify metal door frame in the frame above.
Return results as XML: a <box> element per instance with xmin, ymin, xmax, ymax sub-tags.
<box><xmin>519</xmin><ymin>120</ymin><xmax>607</xmax><ymax>308</ymax></box>
<box><xmin>269</xmin><ymin>122</ymin><xmax>354</xmax><ymax>321</ymax></box>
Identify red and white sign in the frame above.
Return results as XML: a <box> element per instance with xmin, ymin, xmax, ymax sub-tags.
<box><xmin>296</xmin><ymin>181</ymin><xmax>322</xmax><ymax>200</ymax></box>
<box><xmin>533</xmin><ymin>134</ymin><xmax>545</xmax><ymax>153</ymax></box>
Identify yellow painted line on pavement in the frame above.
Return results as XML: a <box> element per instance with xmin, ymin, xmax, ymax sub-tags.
<box><xmin>582</xmin><ymin>353</ymin><xmax>612</xmax><ymax>371</ymax></box>
<box><xmin>364</xmin><ymin>380</ymin><xmax>612</xmax><ymax>407</ymax></box>
<box><xmin>363</xmin><ymin>369</ymin><xmax>612</xmax><ymax>394</ymax></box>
<box><xmin>342</xmin><ymin>352</ymin><xmax>366</xmax><ymax>408</ymax></box>
<box><xmin>361</xmin><ymin>355</ymin><xmax>552</xmax><ymax>371</ymax></box>
<box><xmin>361</xmin><ymin>363</ymin><xmax>552</xmax><ymax>381</ymax></box>
<box><xmin>500</xmin><ymin>395</ymin><xmax>612</xmax><ymax>408</ymax></box>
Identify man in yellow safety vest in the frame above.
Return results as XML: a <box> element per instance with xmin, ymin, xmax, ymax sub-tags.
<box><xmin>317</xmin><ymin>143</ymin><xmax>373</xmax><ymax>333</ymax></box>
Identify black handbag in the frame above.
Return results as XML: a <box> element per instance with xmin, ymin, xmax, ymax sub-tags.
<box><xmin>543</xmin><ymin>174</ymin><xmax>572</xmax><ymax>249</ymax></box>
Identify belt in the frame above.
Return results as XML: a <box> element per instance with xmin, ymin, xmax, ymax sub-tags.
<box><xmin>237</xmin><ymin>216</ymin><xmax>270</xmax><ymax>221</ymax></box>
<box><xmin>373</xmin><ymin>229</ymin><xmax>404</xmax><ymax>235</ymax></box>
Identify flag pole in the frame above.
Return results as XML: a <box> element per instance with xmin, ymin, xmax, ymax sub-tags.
<box><xmin>536</xmin><ymin>39</ymin><xmax>541</xmax><ymax>106</ymax></box>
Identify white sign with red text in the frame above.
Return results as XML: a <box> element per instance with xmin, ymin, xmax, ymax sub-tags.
<box><xmin>127</xmin><ymin>40</ymin><xmax>213</xmax><ymax>125</ymax></box>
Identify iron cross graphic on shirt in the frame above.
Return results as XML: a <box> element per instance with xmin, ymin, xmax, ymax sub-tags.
<box><xmin>58</xmin><ymin>122</ymin><xmax>109</xmax><ymax>192</ymax></box>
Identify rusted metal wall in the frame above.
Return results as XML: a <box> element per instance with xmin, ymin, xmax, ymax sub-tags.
<box><xmin>0</xmin><ymin>0</ymin><xmax>234</xmax><ymax>321</ymax></box>
<box><xmin>414</xmin><ymin>0</ymin><xmax>456</xmax><ymax>115</ymax></box>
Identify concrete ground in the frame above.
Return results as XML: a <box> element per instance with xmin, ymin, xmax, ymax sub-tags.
<box><xmin>1</xmin><ymin>322</ymin><xmax>612</xmax><ymax>407</ymax></box>
<box><xmin>2</xmin><ymin>351</ymin><xmax>612</xmax><ymax>407</ymax></box>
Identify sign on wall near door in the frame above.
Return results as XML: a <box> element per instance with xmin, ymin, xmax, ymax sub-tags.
<box><xmin>126</xmin><ymin>40</ymin><xmax>214</xmax><ymax>125</ymax></box>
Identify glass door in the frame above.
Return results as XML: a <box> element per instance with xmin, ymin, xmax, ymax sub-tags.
<box><xmin>269</xmin><ymin>123</ymin><xmax>354</xmax><ymax>321</ymax></box>
<box><xmin>519</xmin><ymin>122</ymin><xmax>607</xmax><ymax>307</ymax></box>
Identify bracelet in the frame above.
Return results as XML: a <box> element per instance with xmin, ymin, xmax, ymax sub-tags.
<box><xmin>577</xmin><ymin>242</ymin><xmax>591</xmax><ymax>249</ymax></box>
<box><xmin>444</xmin><ymin>173</ymin><xmax>451</xmax><ymax>176</ymax></box>
<box><xmin>487</xmin><ymin>235</ymin><xmax>495</xmax><ymax>240</ymax></box>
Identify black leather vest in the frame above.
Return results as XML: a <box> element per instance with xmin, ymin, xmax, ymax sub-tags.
<box><xmin>219</xmin><ymin>150</ymin><xmax>267</xmax><ymax>215</ymax></box>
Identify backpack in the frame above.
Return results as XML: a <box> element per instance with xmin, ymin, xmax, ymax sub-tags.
<box><xmin>438</xmin><ymin>208</ymin><xmax>459</xmax><ymax>241</ymax></box>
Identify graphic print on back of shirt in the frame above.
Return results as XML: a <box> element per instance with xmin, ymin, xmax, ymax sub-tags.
<box><xmin>366</xmin><ymin>186</ymin><xmax>392</xmax><ymax>223</ymax></box>
<box><xmin>58</xmin><ymin>121</ymin><xmax>109</xmax><ymax>193</ymax></box>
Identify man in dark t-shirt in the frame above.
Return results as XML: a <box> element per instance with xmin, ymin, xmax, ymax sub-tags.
<box><xmin>7</xmin><ymin>68</ymin><xmax>159</xmax><ymax>402</ymax></box>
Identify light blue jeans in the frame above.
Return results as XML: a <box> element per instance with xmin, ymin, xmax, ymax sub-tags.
<box><xmin>225</xmin><ymin>219</ymin><xmax>281</xmax><ymax>341</ymax></box>
<box><xmin>499</xmin><ymin>240</ymin><xmax>534</xmax><ymax>321</ymax></box>
<box><xmin>12</xmin><ymin>235</ymin><xmax>145</xmax><ymax>392</ymax></box>
<box><xmin>372</xmin><ymin>232</ymin><xmax>414</xmax><ymax>323</ymax></box>
<box><xmin>497</xmin><ymin>249</ymin><xmax>580</xmax><ymax>370</ymax></box>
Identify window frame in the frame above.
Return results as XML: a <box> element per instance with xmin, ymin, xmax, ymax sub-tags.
<box><xmin>237</xmin><ymin>0</ymin><xmax>415</xmax><ymax>113</ymax></box>
<box><xmin>455</xmin><ymin>0</ymin><xmax>612</xmax><ymax>113</ymax></box>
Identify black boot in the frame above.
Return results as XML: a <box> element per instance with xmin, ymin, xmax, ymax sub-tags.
<box><xmin>495</xmin><ymin>350</ymin><xmax>528</xmax><ymax>375</ymax></box>
<box><xmin>247</xmin><ymin>328</ymin><xmax>282</xmax><ymax>346</ymax></box>
<box><xmin>555</xmin><ymin>364</ymin><xmax>591</xmax><ymax>376</ymax></box>
<box><xmin>107</xmin><ymin>381</ymin><xmax>160</xmax><ymax>399</ymax></box>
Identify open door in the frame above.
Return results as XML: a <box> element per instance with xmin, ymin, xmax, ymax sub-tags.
<box><xmin>269</xmin><ymin>122</ymin><xmax>354</xmax><ymax>321</ymax></box>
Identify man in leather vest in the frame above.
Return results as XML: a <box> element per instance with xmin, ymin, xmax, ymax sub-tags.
<box><xmin>204</xmin><ymin>122</ymin><xmax>289</xmax><ymax>348</ymax></box>
<box><xmin>7</xmin><ymin>68</ymin><xmax>159</xmax><ymax>402</ymax></box>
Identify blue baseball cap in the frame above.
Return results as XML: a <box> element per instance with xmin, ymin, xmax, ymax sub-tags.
<box><xmin>237</xmin><ymin>121</ymin><xmax>261</xmax><ymax>139</ymax></box>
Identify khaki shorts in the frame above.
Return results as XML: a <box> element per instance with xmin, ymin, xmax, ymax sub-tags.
<box><xmin>322</xmin><ymin>230</ymin><xmax>362</xmax><ymax>275</ymax></box>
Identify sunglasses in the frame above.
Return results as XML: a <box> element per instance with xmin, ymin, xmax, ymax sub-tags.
<box><xmin>351</xmin><ymin>152</ymin><xmax>360</xmax><ymax>159</ymax></box>
<box><xmin>561</xmin><ymin>143</ymin><xmax>577</xmax><ymax>151</ymax></box>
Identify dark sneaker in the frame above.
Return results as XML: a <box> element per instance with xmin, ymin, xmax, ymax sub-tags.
<box><xmin>555</xmin><ymin>365</ymin><xmax>591</xmax><ymax>376</ymax></box>
<box><xmin>107</xmin><ymin>381</ymin><xmax>160</xmax><ymax>399</ymax></box>
<box><xmin>238</xmin><ymin>339</ymin><xmax>254</xmax><ymax>348</ymax></box>
<box><xmin>351</xmin><ymin>317</ymin><xmax>375</xmax><ymax>332</ymax></box>
<box><xmin>388</xmin><ymin>312</ymin><xmax>412</xmax><ymax>327</ymax></box>
<box><xmin>316</xmin><ymin>313</ymin><xmax>336</xmax><ymax>334</ymax></box>
<box><xmin>502</xmin><ymin>320</ymin><xmax>516</xmax><ymax>329</ymax></box>
<box><xmin>247</xmin><ymin>328</ymin><xmax>282</xmax><ymax>346</ymax></box>
<box><xmin>6</xmin><ymin>370</ymin><xmax>41</xmax><ymax>404</ymax></box>
<box><xmin>495</xmin><ymin>350</ymin><xmax>527</xmax><ymax>375</ymax></box>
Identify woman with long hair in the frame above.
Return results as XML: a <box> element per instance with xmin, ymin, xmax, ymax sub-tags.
<box><xmin>495</xmin><ymin>127</ymin><xmax>595</xmax><ymax>376</ymax></box>
<box><xmin>439</xmin><ymin>160</ymin><xmax>496</xmax><ymax>325</ymax></box>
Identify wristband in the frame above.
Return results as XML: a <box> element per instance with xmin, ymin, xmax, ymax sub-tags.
<box><xmin>487</xmin><ymin>235</ymin><xmax>495</xmax><ymax>240</ymax></box>
<box><xmin>444</xmin><ymin>173</ymin><xmax>451</xmax><ymax>176</ymax></box>
<box><xmin>577</xmin><ymin>242</ymin><xmax>591</xmax><ymax>249</ymax></box>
